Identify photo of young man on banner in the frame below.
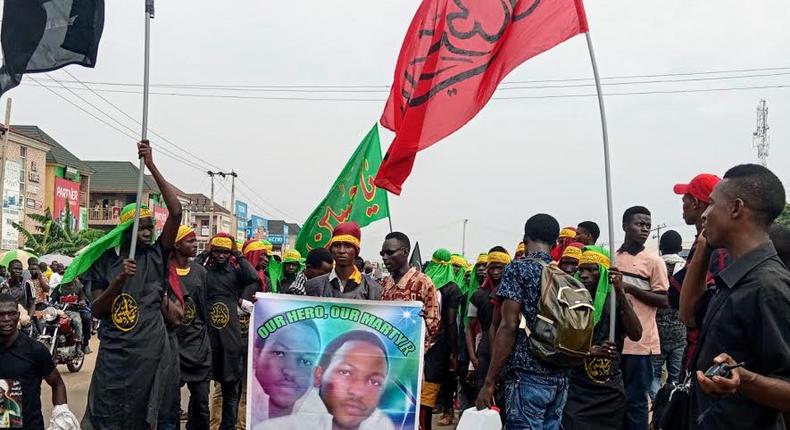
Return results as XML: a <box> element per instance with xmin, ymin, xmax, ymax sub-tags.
<box><xmin>247</xmin><ymin>294</ymin><xmax>425</xmax><ymax>430</ymax></box>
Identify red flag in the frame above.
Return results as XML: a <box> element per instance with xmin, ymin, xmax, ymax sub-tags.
<box><xmin>376</xmin><ymin>0</ymin><xmax>589</xmax><ymax>194</ymax></box>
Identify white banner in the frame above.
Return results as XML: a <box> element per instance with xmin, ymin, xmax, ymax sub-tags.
<box><xmin>2</xmin><ymin>160</ymin><xmax>21</xmax><ymax>250</ymax></box>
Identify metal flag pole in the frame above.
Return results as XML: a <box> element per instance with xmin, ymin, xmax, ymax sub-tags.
<box><xmin>584</xmin><ymin>31</ymin><xmax>618</xmax><ymax>342</ymax></box>
<box><xmin>129</xmin><ymin>0</ymin><xmax>154</xmax><ymax>257</ymax></box>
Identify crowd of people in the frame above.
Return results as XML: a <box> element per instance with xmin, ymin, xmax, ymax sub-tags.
<box><xmin>0</xmin><ymin>139</ymin><xmax>789</xmax><ymax>430</ymax></box>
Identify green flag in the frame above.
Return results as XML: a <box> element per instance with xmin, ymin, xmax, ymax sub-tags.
<box><xmin>295</xmin><ymin>125</ymin><xmax>390</xmax><ymax>254</ymax></box>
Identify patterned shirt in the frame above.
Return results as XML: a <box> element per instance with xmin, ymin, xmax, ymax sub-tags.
<box><xmin>381</xmin><ymin>267</ymin><xmax>441</xmax><ymax>349</ymax></box>
<box><xmin>497</xmin><ymin>251</ymin><xmax>566</xmax><ymax>378</ymax></box>
<box><xmin>285</xmin><ymin>271</ymin><xmax>307</xmax><ymax>295</ymax></box>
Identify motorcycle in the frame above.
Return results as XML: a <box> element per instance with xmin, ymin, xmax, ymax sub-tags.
<box><xmin>37</xmin><ymin>298</ymin><xmax>85</xmax><ymax>373</ymax></box>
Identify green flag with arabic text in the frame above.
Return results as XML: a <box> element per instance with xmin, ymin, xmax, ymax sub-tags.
<box><xmin>295</xmin><ymin>125</ymin><xmax>390</xmax><ymax>254</ymax></box>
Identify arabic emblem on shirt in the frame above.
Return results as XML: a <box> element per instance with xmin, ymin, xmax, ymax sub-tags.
<box><xmin>182</xmin><ymin>297</ymin><xmax>196</xmax><ymax>326</ymax></box>
<box><xmin>239</xmin><ymin>313</ymin><xmax>250</xmax><ymax>335</ymax></box>
<box><xmin>209</xmin><ymin>302</ymin><xmax>230</xmax><ymax>329</ymax></box>
<box><xmin>585</xmin><ymin>356</ymin><xmax>614</xmax><ymax>384</ymax></box>
<box><xmin>111</xmin><ymin>293</ymin><xmax>139</xmax><ymax>332</ymax></box>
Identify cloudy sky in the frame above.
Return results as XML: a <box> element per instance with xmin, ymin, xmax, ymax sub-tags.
<box><xmin>5</xmin><ymin>0</ymin><xmax>790</xmax><ymax>261</ymax></box>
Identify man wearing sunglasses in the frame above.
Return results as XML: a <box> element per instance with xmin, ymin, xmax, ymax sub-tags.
<box><xmin>379</xmin><ymin>232</ymin><xmax>441</xmax><ymax>430</ymax></box>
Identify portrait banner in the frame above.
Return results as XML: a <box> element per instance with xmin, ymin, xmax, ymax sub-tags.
<box><xmin>246</xmin><ymin>294</ymin><xmax>425</xmax><ymax>430</ymax></box>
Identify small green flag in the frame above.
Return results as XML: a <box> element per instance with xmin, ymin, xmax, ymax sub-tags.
<box><xmin>295</xmin><ymin>125</ymin><xmax>390</xmax><ymax>254</ymax></box>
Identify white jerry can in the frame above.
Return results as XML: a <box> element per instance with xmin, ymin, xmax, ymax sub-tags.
<box><xmin>456</xmin><ymin>407</ymin><xmax>503</xmax><ymax>430</ymax></box>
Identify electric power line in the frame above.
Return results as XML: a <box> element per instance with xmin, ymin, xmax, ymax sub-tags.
<box><xmin>28</xmin><ymin>75</ymin><xmax>212</xmax><ymax>173</ymax></box>
<box><xmin>26</xmin><ymin>80</ymin><xmax>790</xmax><ymax>102</ymax></box>
<box><xmin>59</xmin><ymin>69</ymin><xmax>227</xmax><ymax>172</ymax></box>
<box><xmin>30</xmin><ymin>65</ymin><xmax>790</xmax><ymax>90</ymax></box>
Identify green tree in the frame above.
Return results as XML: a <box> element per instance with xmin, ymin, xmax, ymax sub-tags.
<box><xmin>777</xmin><ymin>204</ymin><xmax>790</xmax><ymax>227</ymax></box>
<box><xmin>12</xmin><ymin>209</ymin><xmax>104</xmax><ymax>256</ymax></box>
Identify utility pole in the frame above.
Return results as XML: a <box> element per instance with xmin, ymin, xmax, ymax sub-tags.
<box><xmin>0</xmin><ymin>98</ymin><xmax>11</xmax><ymax>250</ymax></box>
<box><xmin>461</xmin><ymin>218</ymin><xmax>468</xmax><ymax>256</ymax></box>
<box><xmin>651</xmin><ymin>223</ymin><xmax>668</xmax><ymax>243</ymax></box>
<box><xmin>207</xmin><ymin>170</ymin><xmax>236</xmax><ymax>238</ymax></box>
<box><xmin>229</xmin><ymin>171</ymin><xmax>237</xmax><ymax>238</ymax></box>
<box><xmin>753</xmin><ymin>98</ymin><xmax>770</xmax><ymax>167</ymax></box>
<box><xmin>207</xmin><ymin>171</ymin><xmax>215</xmax><ymax>237</ymax></box>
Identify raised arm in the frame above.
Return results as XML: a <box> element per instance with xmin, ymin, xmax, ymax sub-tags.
<box><xmin>139</xmin><ymin>140</ymin><xmax>182</xmax><ymax>251</ymax></box>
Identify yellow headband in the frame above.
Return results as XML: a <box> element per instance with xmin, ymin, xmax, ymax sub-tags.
<box><xmin>559</xmin><ymin>228</ymin><xmax>577</xmax><ymax>239</ymax></box>
<box><xmin>176</xmin><ymin>225</ymin><xmax>195</xmax><ymax>243</ymax></box>
<box><xmin>476</xmin><ymin>253</ymin><xmax>489</xmax><ymax>265</ymax></box>
<box><xmin>487</xmin><ymin>251</ymin><xmax>511</xmax><ymax>265</ymax></box>
<box><xmin>561</xmin><ymin>246</ymin><xmax>582</xmax><ymax>261</ymax></box>
<box><xmin>450</xmin><ymin>255</ymin><xmax>467</xmax><ymax>268</ymax></box>
<box><xmin>210</xmin><ymin>237</ymin><xmax>233</xmax><ymax>250</ymax></box>
<box><xmin>516</xmin><ymin>242</ymin><xmax>525</xmax><ymax>253</ymax></box>
<box><xmin>243</xmin><ymin>240</ymin><xmax>265</xmax><ymax>255</ymax></box>
<box><xmin>119</xmin><ymin>207</ymin><xmax>152</xmax><ymax>224</ymax></box>
<box><xmin>327</xmin><ymin>234</ymin><xmax>361</xmax><ymax>249</ymax></box>
<box><xmin>579</xmin><ymin>250</ymin><xmax>611</xmax><ymax>269</ymax></box>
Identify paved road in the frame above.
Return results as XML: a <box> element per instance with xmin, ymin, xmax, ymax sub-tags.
<box><xmin>40</xmin><ymin>337</ymin><xmax>458</xmax><ymax>429</ymax></box>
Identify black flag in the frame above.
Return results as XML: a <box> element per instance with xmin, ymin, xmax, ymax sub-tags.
<box><xmin>409</xmin><ymin>241</ymin><xmax>422</xmax><ymax>272</ymax></box>
<box><xmin>0</xmin><ymin>0</ymin><xmax>104</xmax><ymax>96</ymax></box>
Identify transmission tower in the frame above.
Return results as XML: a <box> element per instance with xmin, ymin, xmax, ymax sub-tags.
<box><xmin>752</xmin><ymin>99</ymin><xmax>770</xmax><ymax>166</ymax></box>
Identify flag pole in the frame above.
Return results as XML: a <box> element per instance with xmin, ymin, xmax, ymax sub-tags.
<box><xmin>129</xmin><ymin>0</ymin><xmax>154</xmax><ymax>258</ymax></box>
<box><xmin>584</xmin><ymin>31</ymin><xmax>617</xmax><ymax>342</ymax></box>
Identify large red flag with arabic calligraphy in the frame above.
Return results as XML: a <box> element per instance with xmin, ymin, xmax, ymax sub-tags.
<box><xmin>375</xmin><ymin>0</ymin><xmax>589</xmax><ymax>194</ymax></box>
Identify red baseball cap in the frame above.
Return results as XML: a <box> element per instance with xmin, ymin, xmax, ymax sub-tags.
<box><xmin>673</xmin><ymin>173</ymin><xmax>721</xmax><ymax>203</ymax></box>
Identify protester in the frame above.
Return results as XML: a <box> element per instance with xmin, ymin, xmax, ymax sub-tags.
<box><xmin>169</xmin><ymin>225</ymin><xmax>212</xmax><ymax>430</ymax></box>
<box><xmin>203</xmin><ymin>233</ymin><xmax>259</xmax><ymax>430</ymax></box>
<box><xmin>421</xmin><ymin>249</ymin><xmax>464</xmax><ymax>428</ymax></box>
<box><xmin>562</xmin><ymin>246</ymin><xmax>643</xmax><ymax>430</ymax></box>
<box><xmin>49</xmin><ymin>278</ymin><xmax>90</xmax><ymax>353</ymax></box>
<box><xmin>0</xmin><ymin>293</ymin><xmax>80</xmax><ymax>430</ymax></box>
<box><xmin>651</xmin><ymin>230</ymin><xmax>687</xmax><ymax>402</ymax></box>
<box><xmin>27</xmin><ymin>263</ymin><xmax>49</xmax><ymax>305</ymax></box>
<box><xmin>354</xmin><ymin>256</ymin><xmax>365</xmax><ymax>273</ymax></box>
<box><xmin>687</xmin><ymin>164</ymin><xmax>790</xmax><ymax>429</ymax></box>
<box><xmin>551</xmin><ymin>226</ymin><xmax>577</xmax><ymax>261</ymax></box>
<box><xmin>377</xmin><ymin>232</ymin><xmax>438</xmax><ymax>428</ymax></box>
<box><xmin>285</xmin><ymin>248</ymin><xmax>334</xmax><ymax>296</ymax></box>
<box><xmin>279</xmin><ymin>250</ymin><xmax>304</xmax><ymax>294</ymax></box>
<box><xmin>255</xmin><ymin>330</ymin><xmax>396</xmax><ymax>430</ymax></box>
<box><xmin>62</xmin><ymin>140</ymin><xmax>183</xmax><ymax>429</ymax></box>
<box><xmin>305</xmin><ymin>222</ymin><xmax>382</xmax><ymax>300</ymax></box>
<box><xmin>672</xmin><ymin>173</ymin><xmax>729</xmax><ymax>368</ymax></box>
<box><xmin>476</xmin><ymin>214</ymin><xmax>567</xmax><ymax>430</ymax></box>
<box><xmin>576</xmin><ymin>221</ymin><xmax>601</xmax><ymax>246</ymax></box>
<box><xmin>49</xmin><ymin>263</ymin><xmax>64</xmax><ymax>288</ymax></box>
<box><xmin>38</xmin><ymin>262</ymin><xmax>53</xmax><ymax>282</ymax></box>
<box><xmin>0</xmin><ymin>260</ymin><xmax>34</xmax><ymax>333</ymax></box>
<box><xmin>514</xmin><ymin>242</ymin><xmax>525</xmax><ymax>260</ymax></box>
<box><xmin>615</xmin><ymin>206</ymin><xmax>668</xmax><ymax>430</ymax></box>
<box><xmin>558</xmin><ymin>242</ymin><xmax>584</xmax><ymax>275</ymax></box>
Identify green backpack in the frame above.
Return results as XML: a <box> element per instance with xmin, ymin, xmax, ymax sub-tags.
<box><xmin>520</xmin><ymin>259</ymin><xmax>594</xmax><ymax>367</ymax></box>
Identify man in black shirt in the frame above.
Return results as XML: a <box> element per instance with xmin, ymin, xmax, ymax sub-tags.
<box><xmin>0</xmin><ymin>293</ymin><xmax>78</xmax><ymax>430</ymax></box>
<box><xmin>690</xmin><ymin>164</ymin><xmax>790</xmax><ymax>429</ymax></box>
<box><xmin>465</xmin><ymin>246</ymin><xmax>509</xmax><ymax>393</ymax></box>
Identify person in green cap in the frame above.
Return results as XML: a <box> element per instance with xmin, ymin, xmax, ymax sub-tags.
<box><xmin>66</xmin><ymin>140</ymin><xmax>184</xmax><ymax>430</ymax></box>
<box><xmin>562</xmin><ymin>246</ymin><xmax>642</xmax><ymax>430</ymax></box>
<box><xmin>278</xmin><ymin>249</ymin><xmax>304</xmax><ymax>294</ymax></box>
<box><xmin>423</xmin><ymin>249</ymin><xmax>464</xmax><ymax>428</ymax></box>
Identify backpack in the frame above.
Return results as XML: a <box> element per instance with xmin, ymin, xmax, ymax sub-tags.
<box><xmin>520</xmin><ymin>259</ymin><xmax>594</xmax><ymax>367</ymax></box>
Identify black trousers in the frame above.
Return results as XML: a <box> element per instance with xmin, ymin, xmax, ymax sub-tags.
<box><xmin>185</xmin><ymin>380</ymin><xmax>210</xmax><ymax>430</ymax></box>
<box><xmin>219</xmin><ymin>379</ymin><xmax>241</xmax><ymax>430</ymax></box>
